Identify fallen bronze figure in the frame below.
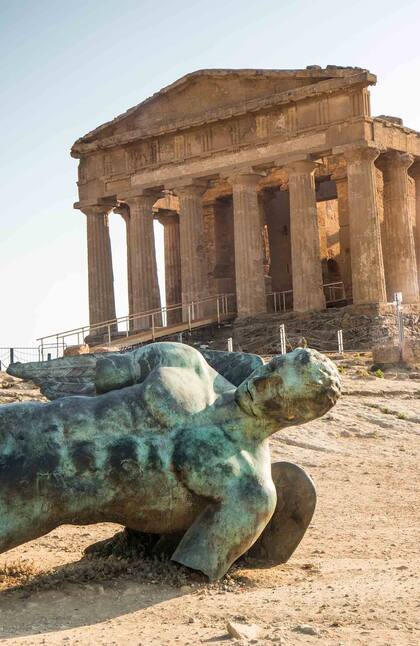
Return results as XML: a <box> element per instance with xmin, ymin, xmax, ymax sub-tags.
<box><xmin>4</xmin><ymin>343</ymin><xmax>340</xmax><ymax>580</ymax></box>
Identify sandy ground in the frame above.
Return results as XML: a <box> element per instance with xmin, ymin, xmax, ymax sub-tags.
<box><xmin>0</xmin><ymin>356</ymin><xmax>419</xmax><ymax>645</ymax></box>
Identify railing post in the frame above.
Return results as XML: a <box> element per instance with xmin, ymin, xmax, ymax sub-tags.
<box><xmin>279</xmin><ymin>324</ymin><xmax>286</xmax><ymax>355</ymax></box>
<box><xmin>282</xmin><ymin>292</ymin><xmax>286</xmax><ymax>311</ymax></box>
<box><xmin>9</xmin><ymin>348</ymin><xmax>14</xmax><ymax>365</ymax></box>
<box><xmin>188</xmin><ymin>305</ymin><xmax>192</xmax><ymax>332</ymax></box>
<box><xmin>337</xmin><ymin>329</ymin><xmax>344</xmax><ymax>355</ymax></box>
<box><xmin>107</xmin><ymin>324</ymin><xmax>111</xmax><ymax>346</ymax></box>
<box><xmin>216</xmin><ymin>298</ymin><xmax>220</xmax><ymax>325</ymax></box>
<box><xmin>393</xmin><ymin>292</ymin><xmax>404</xmax><ymax>359</ymax></box>
<box><xmin>227</xmin><ymin>337</ymin><xmax>233</xmax><ymax>352</ymax></box>
<box><xmin>151</xmin><ymin>313</ymin><xmax>155</xmax><ymax>341</ymax></box>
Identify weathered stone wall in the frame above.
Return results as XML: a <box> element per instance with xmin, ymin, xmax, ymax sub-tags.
<box><xmin>202</xmin><ymin>203</ymin><xmax>217</xmax><ymax>295</ymax></box>
<box><xmin>203</xmin><ymin>199</ymin><xmax>236</xmax><ymax>296</ymax></box>
<box><xmin>264</xmin><ymin>189</ymin><xmax>292</xmax><ymax>292</ymax></box>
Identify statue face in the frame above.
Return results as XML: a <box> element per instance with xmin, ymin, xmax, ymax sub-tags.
<box><xmin>235</xmin><ymin>348</ymin><xmax>341</xmax><ymax>425</ymax></box>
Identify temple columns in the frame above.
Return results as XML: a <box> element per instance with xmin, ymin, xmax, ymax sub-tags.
<box><xmin>410</xmin><ymin>163</ymin><xmax>420</xmax><ymax>292</ymax></box>
<box><xmin>227</xmin><ymin>172</ymin><xmax>267</xmax><ymax>317</ymax></box>
<box><xmin>173</xmin><ymin>181</ymin><xmax>210</xmax><ymax>318</ymax></box>
<box><xmin>343</xmin><ymin>145</ymin><xmax>387</xmax><ymax>305</ymax></box>
<box><xmin>82</xmin><ymin>206</ymin><xmax>116</xmax><ymax>329</ymax></box>
<box><xmin>124</xmin><ymin>194</ymin><xmax>161</xmax><ymax>328</ymax></box>
<box><xmin>379</xmin><ymin>152</ymin><xmax>419</xmax><ymax>303</ymax></box>
<box><xmin>157</xmin><ymin>210</ymin><xmax>182</xmax><ymax>324</ymax></box>
<box><xmin>286</xmin><ymin>160</ymin><xmax>325</xmax><ymax>312</ymax></box>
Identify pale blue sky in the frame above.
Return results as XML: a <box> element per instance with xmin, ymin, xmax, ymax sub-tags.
<box><xmin>1</xmin><ymin>0</ymin><xmax>419</xmax><ymax>346</ymax></box>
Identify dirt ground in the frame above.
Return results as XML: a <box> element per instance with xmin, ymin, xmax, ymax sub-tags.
<box><xmin>0</xmin><ymin>355</ymin><xmax>419</xmax><ymax>645</ymax></box>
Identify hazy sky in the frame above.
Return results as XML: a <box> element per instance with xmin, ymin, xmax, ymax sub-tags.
<box><xmin>1</xmin><ymin>0</ymin><xmax>419</xmax><ymax>347</ymax></box>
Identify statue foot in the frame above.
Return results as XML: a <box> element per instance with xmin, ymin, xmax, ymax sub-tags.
<box><xmin>84</xmin><ymin>528</ymin><xmax>160</xmax><ymax>559</ymax></box>
<box><xmin>247</xmin><ymin>461</ymin><xmax>316</xmax><ymax>564</ymax></box>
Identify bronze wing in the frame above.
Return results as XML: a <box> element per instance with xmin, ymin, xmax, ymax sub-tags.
<box><xmin>7</xmin><ymin>347</ymin><xmax>263</xmax><ymax>400</ymax></box>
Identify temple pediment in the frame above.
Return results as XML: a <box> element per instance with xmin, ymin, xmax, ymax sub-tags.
<box><xmin>72</xmin><ymin>67</ymin><xmax>374</xmax><ymax>155</ymax></box>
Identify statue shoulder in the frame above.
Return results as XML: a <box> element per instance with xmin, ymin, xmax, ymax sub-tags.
<box><xmin>137</xmin><ymin>365</ymin><xmax>223</xmax><ymax>427</ymax></box>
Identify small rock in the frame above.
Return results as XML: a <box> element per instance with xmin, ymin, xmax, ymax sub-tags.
<box><xmin>180</xmin><ymin>585</ymin><xmax>191</xmax><ymax>593</ymax></box>
<box><xmin>293</xmin><ymin>624</ymin><xmax>320</xmax><ymax>636</ymax></box>
<box><xmin>227</xmin><ymin>621</ymin><xmax>262</xmax><ymax>641</ymax></box>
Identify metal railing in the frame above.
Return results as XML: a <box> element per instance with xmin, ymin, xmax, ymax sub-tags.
<box><xmin>323</xmin><ymin>281</ymin><xmax>346</xmax><ymax>303</ymax></box>
<box><xmin>267</xmin><ymin>281</ymin><xmax>346</xmax><ymax>313</ymax></box>
<box><xmin>266</xmin><ymin>289</ymin><xmax>293</xmax><ymax>313</ymax></box>
<box><xmin>0</xmin><ymin>345</ymin><xmax>64</xmax><ymax>370</ymax></box>
<box><xmin>38</xmin><ymin>293</ymin><xmax>237</xmax><ymax>354</ymax></box>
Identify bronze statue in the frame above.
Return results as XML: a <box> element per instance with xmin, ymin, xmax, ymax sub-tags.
<box><xmin>4</xmin><ymin>343</ymin><xmax>340</xmax><ymax>580</ymax></box>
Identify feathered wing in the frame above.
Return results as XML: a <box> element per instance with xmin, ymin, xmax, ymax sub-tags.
<box><xmin>7</xmin><ymin>355</ymin><xmax>100</xmax><ymax>400</ymax></box>
<box><xmin>199</xmin><ymin>349</ymin><xmax>263</xmax><ymax>386</ymax></box>
<box><xmin>7</xmin><ymin>347</ymin><xmax>264</xmax><ymax>400</ymax></box>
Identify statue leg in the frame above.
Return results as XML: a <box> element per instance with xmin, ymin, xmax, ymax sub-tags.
<box><xmin>247</xmin><ymin>461</ymin><xmax>316</xmax><ymax>564</ymax></box>
<box><xmin>84</xmin><ymin>463</ymin><xmax>314</xmax><ymax>567</ymax></box>
<box><xmin>172</xmin><ymin>483</ymin><xmax>276</xmax><ymax>581</ymax></box>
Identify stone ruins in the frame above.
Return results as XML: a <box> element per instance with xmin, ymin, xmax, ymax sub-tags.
<box><xmin>71</xmin><ymin>67</ymin><xmax>420</xmax><ymax>330</ymax></box>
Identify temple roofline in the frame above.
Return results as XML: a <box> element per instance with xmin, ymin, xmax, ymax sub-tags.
<box><xmin>71</xmin><ymin>67</ymin><xmax>376</xmax><ymax>157</ymax></box>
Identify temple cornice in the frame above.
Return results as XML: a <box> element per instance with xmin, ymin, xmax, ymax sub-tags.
<box><xmin>71</xmin><ymin>71</ymin><xmax>375</xmax><ymax>158</ymax></box>
<box><xmin>372</xmin><ymin>118</ymin><xmax>420</xmax><ymax>157</ymax></box>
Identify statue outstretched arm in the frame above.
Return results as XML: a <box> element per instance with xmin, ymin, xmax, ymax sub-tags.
<box><xmin>95</xmin><ymin>342</ymin><xmax>214</xmax><ymax>394</ymax></box>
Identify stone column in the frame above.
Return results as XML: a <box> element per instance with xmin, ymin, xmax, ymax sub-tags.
<box><xmin>379</xmin><ymin>151</ymin><xmax>419</xmax><ymax>303</ymax></box>
<box><xmin>82</xmin><ymin>206</ymin><xmax>117</xmax><ymax>332</ymax></box>
<box><xmin>332</xmin><ymin>173</ymin><xmax>352</xmax><ymax>301</ymax></box>
<box><xmin>342</xmin><ymin>145</ymin><xmax>387</xmax><ymax>305</ymax></box>
<box><xmin>286</xmin><ymin>160</ymin><xmax>325</xmax><ymax>312</ymax></box>
<box><xmin>124</xmin><ymin>193</ymin><xmax>161</xmax><ymax>329</ymax></box>
<box><xmin>157</xmin><ymin>210</ymin><xmax>182</xmax><ymax>325</ymax></box>
<box><xmin>409</xmin><ymin>163</ymin><xmax>420</xmax><ymax>293</ymax></box>
<box><xmin>173</xmin><ymin>181</ymin><xmax>210</xmax><ymax>319</ymax></box>
<box><xmin>227</xmin><ymin>172</ymin><xmax>267</xmax><ymax>317</ymax></box>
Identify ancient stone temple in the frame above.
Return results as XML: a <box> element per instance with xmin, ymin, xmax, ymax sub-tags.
<box><xmin>71</xmin><ymin>67</ymin><xmax>420</xmax><ymax>329</ymax></box>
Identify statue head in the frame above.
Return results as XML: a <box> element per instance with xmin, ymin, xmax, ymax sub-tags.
<box><xmin>235</xmin><ymin>348</ymin><xmax>341</xmax><ymax>428</ymax></box>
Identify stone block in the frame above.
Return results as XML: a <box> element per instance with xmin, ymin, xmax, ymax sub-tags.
<box><xmin>372</xmin><ymin>343</ymin><xmax>401</xmax><ymax>365</ymax></box>
<box><xmin>63</xmin><ymin>344</ymin><xmax>90</xmax><ymax>356</ymax></box>
<box><xmin>89</xmin><ymin>345</ymin><xmax>115</xmax><ymax>353</ymax></box>
<box><xmin>402</xmin><ymin>340</ymin><xmax>420</xmax><ymax>366</ymax></box>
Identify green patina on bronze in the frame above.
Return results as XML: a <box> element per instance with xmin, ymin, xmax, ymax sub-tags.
<box><xmin>2</xmin><ymin>343</ymin><xmax>340</xmax><ymax>580</ymax></box>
